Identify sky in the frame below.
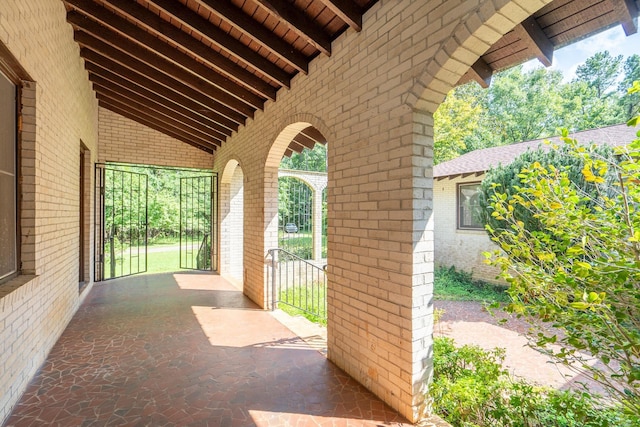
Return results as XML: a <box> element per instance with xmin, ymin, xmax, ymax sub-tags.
<box><xmin>522</xmin><ymin>25</ymin><xmax>640</xmax><ymax>81</ymax></box>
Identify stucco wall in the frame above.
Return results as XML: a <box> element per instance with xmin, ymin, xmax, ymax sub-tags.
<box><xmin>433</xmin><ymin>175</ymin><xmax>503</xmax><ymax>283</ymax></box>
<box><xmin>0</xmin><ymin>0</ymin><xmax>99</xmax><ymax>421</ymax></box>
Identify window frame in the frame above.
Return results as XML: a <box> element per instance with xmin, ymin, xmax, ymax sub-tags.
<box><xmin>457</xmin><ymin>181</ymin><xmax>484</xmax><ymax>230</ymax></box>
<box><xmin>0</xmin><ymin>41</ymin><xmax>32</xmax><ymax>286</ymax></box>
<box><xmin>0</xmin><ymin>70</ymin><xmax>19</xmax><ymax>284</ymax></box>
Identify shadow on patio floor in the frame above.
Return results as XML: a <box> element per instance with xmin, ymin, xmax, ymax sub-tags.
<box><xmin>3</xmin><ymin>272</ymin><xmax>412</xmax><ymax>427</ymax></box>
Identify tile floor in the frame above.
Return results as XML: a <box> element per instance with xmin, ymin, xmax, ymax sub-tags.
<box><xmin>3</xmin><ymin>272</ymin><xmax>413</xmax><ymax>426</ymax></box>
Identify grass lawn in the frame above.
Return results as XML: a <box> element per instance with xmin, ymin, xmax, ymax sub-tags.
<box><xmin>146</xmin><ymin>249</ymin><xmax>181</xmax><ymax>273</ymax></box>
<box><xmin>278</xmin><ymin>284</ymin><xmax>327</xmax><ymax>326</ymax></box>
<box><xmin>278</xmin><ymin>233</ymin><xmax>327</xmax><ymax>258</ymax></box>
<box><xmin>434</xmin><ymin>266</ymin><xmax>509</xmax><ymax>303</ymax></box>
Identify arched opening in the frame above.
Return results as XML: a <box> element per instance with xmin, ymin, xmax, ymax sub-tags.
<box><xmin>265</xmin><ymin>120</ymin><xmax>330</xmax><ymax>321</ymax></box>
<box><xmin>220</xmin><ymin>159</ymin><xmax>244</xmax><ymax>290</ymax></box>
<box><xmin>278</xmin><ymin>176</ymin><xmax>314</xmax><ymax>259</ymax></box>
<box><xmin>414</xmin><ymin>0</ymin><xmax>640</xmax><ymax>421</ymax></box>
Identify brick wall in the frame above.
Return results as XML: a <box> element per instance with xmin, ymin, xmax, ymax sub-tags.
<box><xmin>98</xmin><ymin>107</ymin><xmax>214</xmax><ymax>170</ymax></box>
<box><xmin>0</xmin><ymin>0</ymin><xmax>554</xmax><ymax>424</ymax></box>
<box><xmin>0</xmin><ymin>0</ymin><xmax>99</xmax><ymax>422</ymax></box>
<box><xmin>434</xmin><ymin>175</ymin><xmax>503</xmax><ymax>283</ymax></box>
<box><xmin>210</xmin><ymin>0</ymin><xmax>552</xmax><ymax>421</ymax></box>
<box><xmin>227</xmin><ymin>166</ymin><xmax>244</xmax><ymax>282</ymax></box>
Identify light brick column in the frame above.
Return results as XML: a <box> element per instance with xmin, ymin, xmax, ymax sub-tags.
<box><xmin>326</xmin><ymin>101</ymin><xmax>437</xmax><ymax>421</ymax></box>
<box><xmin>410</xmin><ymin>110</ymin><xmax>436</xmax><ymax>417</ymax></box>
<box><xmin>312</xmin><ymin>187</ymin><xmax>323</xmax><ymax>261</ymax></box>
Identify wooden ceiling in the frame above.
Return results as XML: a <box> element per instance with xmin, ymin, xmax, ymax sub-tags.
<box><xmin>63</xmin><ymin>0</ymin><xmax>375</xmax><ymax>154</ymax></box>
<box><xmin>63</xmin><ymin>0</ymin><xmax>640</xmax><ymax>156</ymax></box>
<box><xmin>459</xmin><ymin>0</ymin><xmax>640</xmax><ymax>87</ymax></box>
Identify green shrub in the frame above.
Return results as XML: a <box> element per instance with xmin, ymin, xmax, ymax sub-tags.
<box><xmin>483</xmin><ymin>85</ymin><xmax>640</xmax><ymax>416</ymax></box>
<box><xmin>478</xmin><ymin>143</ymin><xmax>618</xmax><ymax>236</ymax></box>
<box><xmin>429</xmin><ymin>337</ymin><xmax>630</xmax><ymax>427</ymax></box>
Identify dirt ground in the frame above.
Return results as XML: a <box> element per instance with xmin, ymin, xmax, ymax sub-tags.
<box><xmin>274</xmin><ymin>299</ymin><xmax>608</xmax><ymax>397</ymax></box>
<box><xmin>434</xmin><ymin>300</ymin><xmax>606</xmax><ymax>394</ymax></box>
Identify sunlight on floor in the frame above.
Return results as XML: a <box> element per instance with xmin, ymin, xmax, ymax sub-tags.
<box><xmin>173</xmin><ymin>273</ymin><xmax>231</xmax><ymax>290</ymax></box>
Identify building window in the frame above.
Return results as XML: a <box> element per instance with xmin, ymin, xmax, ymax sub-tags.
<box><xmin>458</xmin><ymin>183</ymin><xmax>483</xmax><ymax>230</ymax></box>
<box><xmin>0</xmin><ymin>70</ymin><xmax>17</xmax><ymax>282</ymax></box>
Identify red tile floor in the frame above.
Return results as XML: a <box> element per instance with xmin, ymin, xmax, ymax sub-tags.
<box><xmin>3</xmin><ymin>272</ymin><xmax>413</xmax><ymax>426</ymax></box>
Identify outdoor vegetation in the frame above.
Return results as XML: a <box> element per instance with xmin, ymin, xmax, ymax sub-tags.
<box><xmin>278</xmin><ymin>143</ymin><xmax>328</xmax><ymax>259</ymax></box>
<box><xmin>278</xmin><ymin>284</ymin><xmax>327</xmax><ymax>326</ymax></box>
<box><xmin>434</xmin><ymin>51</ymin><xmax>640</xmax><ymax>164</ymax></box>
<box><xmin>430</xmin><ymin>336</ymin><xmax>629</xmax><ymax>427</ymax></box>
<box><xmin>434</xmin><ymin>266</ymin><xmax>509</xmax><ymax>303</ymax></box>
<box><xmin>479</xmin><ymin>82</ymin><xmax>640</xmax><ymax>422</ymax></box>
<box><xmin>103</xmin><ymin>165</ymin><xmax>213</xmax><ymax>277</ymax></box>
<box><xmin>428</xmin><ymin>49</ymin><xmax>640</xmax><ymax>425</ymax></box>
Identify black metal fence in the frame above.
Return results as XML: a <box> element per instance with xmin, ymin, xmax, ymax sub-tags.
<box><xmin>267</xmin><ymin>248</ymin><xmax>327</xmax><ymax>323</ymax></box>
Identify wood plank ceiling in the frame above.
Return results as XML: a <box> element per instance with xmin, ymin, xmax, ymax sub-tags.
<box><xmin>63</xmin><ymin>0</ymin><xmax>640</xmax><ymax>156</ymax></box>
<box><xmin>63</xmin><ymin>0</ymin><xmax>376</xmax><ymax>154</ymax></box>
<box><xmin>459</xmin><ymin>0</ymin><xmax>640</xmax><ymax>88</ymax></box>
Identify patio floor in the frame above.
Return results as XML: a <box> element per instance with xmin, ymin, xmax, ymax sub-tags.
<box><xmin>2</xmin><ymin>272</ymin><xmax>412</xmax><ymax>427</ymax></box>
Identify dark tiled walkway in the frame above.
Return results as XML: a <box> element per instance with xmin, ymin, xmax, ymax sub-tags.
<box><xmin>3</xmin><ymin>272</ymin><xmax>411</xmax><ymax>426</ymax></box>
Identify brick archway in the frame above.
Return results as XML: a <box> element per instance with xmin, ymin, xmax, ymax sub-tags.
<box><xmin>407</xmin><ymin>0</ymin><xmax>554</xmax><ymax>113</ymax></box>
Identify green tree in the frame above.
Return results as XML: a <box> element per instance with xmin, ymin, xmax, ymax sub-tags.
<box><xmin>575</xmin><ymin>51</ymin><xmax>622</xmax><ymax>98</ymax></box>
<box><xmin>280</xmin><ymin>143</ymin><xmax>327</xmax><ymax>172</ymax></box>
<box><xmin>478</xmin><ymin>143</ymin><xmax>617</xmax><ymax>235</ymax></box>
<box><xmin>620</xmin><ymin>54</ymin><xmax>640</xmax><ymax>119</ymax></box>
<box><xmin>561</xmin><ymin>51</ymin><xmax>625</xmax><ymax>129</ymax></box>
<box><xmin>483</xmin><ymin>82</ymin><xmax>640</xmax><ymax>418</ymax></box>
<box><xmin>434</xmin><ymin>85</ymin><xmax>483</xmax><ymax>164</ymax></box>
<box><xmin>484</xmin><ymin>66</ymin><xmax>565</xmax><ymax>144</ymax></box>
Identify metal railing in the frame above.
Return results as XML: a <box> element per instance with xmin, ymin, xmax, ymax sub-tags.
<box><xmin>267</xmin><ymin>248</ymin><xmax>327</xmax><ymax>322</ymax></box>
<box><xmin>196</xmin><ymin>233</ymin><xmax>210</xmax><ymax>270</ymax></box>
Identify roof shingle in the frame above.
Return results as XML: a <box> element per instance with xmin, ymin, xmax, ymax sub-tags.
<box><xmin>434</xmin><ymin>123</ymin><xmax>639</xmax><ymax>179</ymax></box>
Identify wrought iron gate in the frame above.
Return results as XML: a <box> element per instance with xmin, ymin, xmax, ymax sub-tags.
<box><xmin>180</xmin><ymin>175</ymin><xmax>216</xmax><ymax>270</ymax></box>
<box><xmin>278</xmin><ymin>177</ymin><xmax>313</xmax><ymax>259</ymax></box>
<box><xmin>95</xmin><ymin>165</ymin><xmax>148</xmax><ymax>281</ymax></box>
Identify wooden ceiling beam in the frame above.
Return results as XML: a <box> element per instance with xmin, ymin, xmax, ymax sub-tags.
<box><xmin>300</xmin><ymin>126</ymin><xmax>327</xmax><ymax>144</ymax></box>
<box><xmin>65</xmin><ymin>4</ymin><xmax>266</xmax><ymax>108</ymax></box>
<box><xmin>73</xmin><ymin>29</ymin><xmax>251</xmax><ymax>122</ymax></box>
<box><xmin>283</xmin><ymin>148</ymin><xmax>294</xmax><ymax>158</ymax></box>
<box><xmin>76</xmin><ymin>34</ymin><xmax>243</xmax><ymax>131</ymax></box>
<box><xmin>287</xmin><ymin>139</ymin><xmax>308</xmax><ymax>153</ymax></box>
<box><xmin>514</xmin><ymin>16</ymin><xmax>553</xmax><ymax>67</ymax></box>
<box><xmin>86</xmin><ymin>63</ymin><xmax>232</xmax><ymax>138</ymax></box>
<box><xmin>292</xmin><ymin>133</ymin><xmax>318</xmax><ymax>150</ymax></box>
<box><xmin>145</xmin><ymin>0</ymin><xmax>292</xmax><ymax>86</ymax></box>
<box><xmin>316</xmin><ymin>0</ymin><xmax>363</xmax><ymax>31</ymax></box>
<box><xmin>95</xmin><ymin>87</ymin><xmax>222</xmax><ymax>147</ymax></box>
<box><xmin>98</xmin><ymin>100</ymin><xmax>216</xmax><ymax>153</ymax></box>
<box><xmin>615</xmin><ymin>0</ymin><xmax>639</xmax><ymax>35</ymax></box>
<box><xmin>91</xmin><ymin>77</ymin><xmax>227</xmax><ymax>143</ymax></box>
<box><xmin>194</xmin><ymin>0</ymin><xmax>308</xmax><ymax>74</ymax></box>
<box><xmin>253</xmin><ymin>0</ymin><xmax>332</xmax><ymax>56</ymax></box>
<box><xmin>91</xmin><ymin>0</ymin><xmax>279</xmax><ymax>98</ymax></box>
<box><xmin>81</xmin><ymin>51</ymin><xmax>238</xmax><ymax>134</ymax></box>
<box><xmin>467</xmin><ymin>57</ymin><xmax>493</xmax><ymax>88</ymax></box>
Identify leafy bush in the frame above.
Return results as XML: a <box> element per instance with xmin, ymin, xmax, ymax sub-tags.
<box><xmin>429</xmin><ymin>337</ymin><xmax>629</xmax><ymax>427</ymax></box>
<box><xmin>478</xmin><ymin>143</ymin><xmax>617</xmax><ymax>235</ymax></box>
<box><xmin>483</xmin><ymin>82</ymin><xmax>640</xmax><ymax>418</ymax></box>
